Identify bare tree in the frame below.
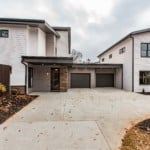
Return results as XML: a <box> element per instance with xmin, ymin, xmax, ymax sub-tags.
<box><xmin>71</xmin><ymin>49</ymin><xmax>83</xmax><ymax>63</ymax></box>
<box><xmin>86</xmin><ymin>58</ymin><xmax>91</xmax><ymax>63</ymax></box>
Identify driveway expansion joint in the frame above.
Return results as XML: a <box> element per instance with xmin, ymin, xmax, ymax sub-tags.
<box><xmin>95</xmin><ymin>121</ymin><xmax>112</xmax><ymax>150</ymax></box>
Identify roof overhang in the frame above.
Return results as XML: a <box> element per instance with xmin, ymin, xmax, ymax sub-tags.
<box><xmin>22</xmin><ymin>56</ymin><xmax>73</xmax><ymax>66</ymax></box>
<box><xmin>22</xmin><ymin>56</ymin><xmax>122</xmax><ymax>69</ymax></box>
<box><xmin>0</xmin><ymin>18</ymin><xmax>60</xmax><ymax>37</ymax></box>
<box><xmin>71</xmin><ymin>63</ymin><xmax>122</xmax><ymax>69</ymax></box>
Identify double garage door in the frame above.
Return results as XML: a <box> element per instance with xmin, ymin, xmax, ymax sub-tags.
<box><xmin>71</xmin><ymin>73</ymin><xmax>114</xmax><ymax>88</ymax></box>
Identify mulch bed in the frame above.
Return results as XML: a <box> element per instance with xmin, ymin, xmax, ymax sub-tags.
<box><xmin>121</xmin><ymin>119</ymin><xmax>150</xmax><ymax>150</ymax></box>
<box><xmin>0</xmin><ymin>95</ymin><xmax>38</xmax><ymax>124</ymax></box>
<box><xmin>136</xmin><ymin>119</ymin><xmax>150</xmax><ymax>133</ymax></box>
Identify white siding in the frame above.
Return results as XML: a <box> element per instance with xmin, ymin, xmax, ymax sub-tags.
<box><xmin>46</xmin><ymin>33</ymin><xmax>55</xmax><ymax>56</ymax></box>
<box><xmin>0</xmin><ymin>25</ymin><xmax>27</xmax><ymax>85</ymax></box>
<box><xmin>27</xmin><ymin>27</ymin><xmax>46</xmax><ymax>56</ymax></box>
<box><xmin>115</xmin><ymin>68</ymin><xmax>122</xmax><ymax>89</ymax></box>
<box><xmin>99</xmin><ymin>38</ymin><xmax>132</xmax><ymax>91</ymax></box>
<box><xmin>38</xmin><ymin>28</ymin><xmax>46</xmax><ymax>56</ymax></box>
<box><xmin>134</xmin><ymin>32</ymin><xmax>150</xmax><ymax>92</ymax></box>
<box><xmin>27</xmin><ymin>27</ymin><xmax>38</xmax><ymax>56</ymax></box>
<box><xmin>56</xmin><ymin>31</ymin><xmax>69</xmax><ymax>57</ymax></box>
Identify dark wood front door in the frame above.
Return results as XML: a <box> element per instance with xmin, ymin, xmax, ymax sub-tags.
<box><xmin>51</xmin><ymin>68</ymin><xmax>60</xmax><ymax>91</ymax></box>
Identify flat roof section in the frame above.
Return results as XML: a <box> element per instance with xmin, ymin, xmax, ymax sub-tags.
<box><xmin>22</xmin><ymin>56</ymin><xmax>73</xmax><ymax>66</ymax></box>
<box><xmin>72</xmin><ymin>63</ymin><xmax>123</xmax><ymax>69</ymax></box>
<box><xmin>0</xmin><ymin>18</ymin><xmax>60</xmax><ymax>37</ymax></box>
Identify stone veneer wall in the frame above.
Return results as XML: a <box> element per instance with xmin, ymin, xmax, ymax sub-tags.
<box><xmin>11</xmin><ymin>85</ymin><xmax>26</xmax><ymax>95</ymax></box>
<box><xmin>60</xmin><ymin>67</ymin><xmax>68</xmax><ymax>92</ymax></box>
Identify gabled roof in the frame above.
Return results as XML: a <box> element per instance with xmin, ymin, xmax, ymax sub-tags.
<box><xmin>98</xmin><ymin>28</ymin><xmax>150</xmax><ymax>57</ymax></box>
<box><xmin>0</xmin><ymin>18</ymin><xmax>60</xmax><ymax>37</ymax></box>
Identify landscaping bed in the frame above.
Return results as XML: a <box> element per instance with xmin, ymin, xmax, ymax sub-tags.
<box><xmin>121</xmin><ymin>119</ymin><xmax>150</xmax><ymax>150</ymax></box>
<box><xmin>0</xmin><ymin>95</ymin><xmax>37</xmax><ymax>124</ymax></box>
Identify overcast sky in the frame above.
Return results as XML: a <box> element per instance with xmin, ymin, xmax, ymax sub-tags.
<box><xmin>1</xmin><ymin>0</ymin><xmax>150</xmax><ymax>61</ymax></box>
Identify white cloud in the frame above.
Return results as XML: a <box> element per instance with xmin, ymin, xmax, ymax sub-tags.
<box><xmin>66</xmin><ymin>0</ymin><xmax>117</xmax><ymax>23</ymax></box>
<box><xmin>136</xmin><ymin>9</ymin><xmax>150</xmax><ymax>27</ymax></box>
<box><xmin>0</xmin><ymin>0</ymin><xmax>150</xmax><ymax>61</ymax></box>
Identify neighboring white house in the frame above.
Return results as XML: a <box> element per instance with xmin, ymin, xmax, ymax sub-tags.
<box><xmin>0</xmin><ymin>18</ymin><xmax>123</xmax><ymax>93</ymax></box>
<box><xmin>98</xmin><ymin>29</ymin><xmax>150</xmax><ymax>92</ymax></box>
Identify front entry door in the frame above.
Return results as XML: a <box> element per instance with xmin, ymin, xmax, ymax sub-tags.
<box><xmin>51</xmin><ymin>68</ymin><xmax>60</xmax><ymax>91</ymax></box>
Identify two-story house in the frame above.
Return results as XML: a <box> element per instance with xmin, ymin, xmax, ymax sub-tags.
<box><xmin>0</xmin><ymin>18</ymin><xmax>123</xmax><ymax>94</ymax></box>
<box><xmin>0</xmin><ymin>18</ymin><xmax>72</xmax><ymax>93</ymax></box>
<box><xmin>98</xmin><ymin>28</ymin><xmax>150</xmax><ymax>92</ymax></box>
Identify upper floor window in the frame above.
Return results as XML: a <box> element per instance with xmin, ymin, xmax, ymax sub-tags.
<box><xmin>0</xmin><ymin>30</ymin><xmax>9</xmax><ymax>38</ymax></box>
<box><xmin>140</xmin><ymin>71</ymin><xmax>150</xmax><ymax>85</ymax></box>
<box><xmin>141</xmin><ymin>43</ymin><xmax>150</xmax><ymax>57</ymax></box>
<box><xmin>109</xmin><ymin>54</ymin><xmax>112</xmax><ymax>59</ymax></box>
<box><xmin>119</xmin><ymin>47</ymin><xmax>125</xmax><ymax>54</ymax></box>
<box><xmin>102</xmin><ymin>58</ymin><xmax>105</xmax><ymax>62</ymax></box>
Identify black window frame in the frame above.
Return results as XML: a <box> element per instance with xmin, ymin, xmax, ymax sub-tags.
<box><xmin>109</xmin><ymin>54</ymin><xmax>112</xmax><ymax>59</ymax></box>
<box><xmin>141</xmin><ymin>43</ymin><xmax>150</xmax><ymax>57</ymax></box>
<box><xmin>119</xmin><ymin>47</ymin><xmax>126</xmax><ymax>54</ymax></box>
<box><xmin>102</xmin><ymin>58</ymin><xmax>105</xmax><ymax>62</ymax></box>
<box><xmin>139</xmin><ymin>71</ymin><xmax>150</xmax><ymax>85</ymax></box>
<box><xmin>0</xmin><ymin>30</ymin><xmax>9</xmax><ymax>38</ymax></box>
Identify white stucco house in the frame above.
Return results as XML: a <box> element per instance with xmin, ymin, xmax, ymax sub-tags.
<box><xmin>3</xmin><ymin>18</ymin><xmax>150</xmax><ymax>94</ymax></box>
<box><xmin>98</xmin><ymin>28</ymin><xmax>150</xmax><ymax>92</ymax></box>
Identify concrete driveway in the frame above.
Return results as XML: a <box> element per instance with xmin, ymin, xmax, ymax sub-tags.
<box><xmin>0</xmin><ymin>88</ymin><xmax>150</xmax><ymax>150</ymax></box>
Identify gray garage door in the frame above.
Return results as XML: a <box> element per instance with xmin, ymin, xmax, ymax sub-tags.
<box><xmin>71</xmin><ymin>73</ymin><xmax>90</xmax><ymax>88</ymax></box>
<box><xmin>96</xmin><ymin>74</ymin><xmax>114</xmax><ymax>87</ymax></box>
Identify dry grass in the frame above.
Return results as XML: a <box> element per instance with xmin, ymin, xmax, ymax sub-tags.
<box><xmin>121</xmin><ymin>127</ymin><xmax>150</xmax><ymax>150</ymax></box>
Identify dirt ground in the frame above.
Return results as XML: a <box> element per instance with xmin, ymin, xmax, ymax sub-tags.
<box><xmin>121</xmin><ymin>119</ymin><xmax>150</xmax><ymax>150</ymax></box>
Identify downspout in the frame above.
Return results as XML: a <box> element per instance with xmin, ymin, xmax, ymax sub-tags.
<box><xmin>21</xmin><ymin>60</ymin><xmax>28</xmax><ymax>94</ymax></box>
<box><xmin>130</xmin><ymin>35</ymin><xmax>134</xmax><ymax>92</ymax></box>
<box><xmin>121</xmin><ymin>64</ymin><xmax>123</xmax><ymax>89</ymax></box>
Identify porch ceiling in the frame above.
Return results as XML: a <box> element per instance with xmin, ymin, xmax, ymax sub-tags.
<box><xmin>22</xmin><ymin>56</ymin><xmax>73</xmax><ymax>66</ymax></box>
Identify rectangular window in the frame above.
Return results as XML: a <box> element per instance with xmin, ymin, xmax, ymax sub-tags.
<box><xmin>119</xmin><ymin>47</ymin><xmax>126</xmax><ymax>54</ymax></box>
<box><xmin>140</xmin><ymin>71</ymin><xmax>150</xmax><ymax>85</ymax></box>
<box><xmin>141</xmin><ymin>43</ymin><xmax>150</xmax><ymax>57</ymax></box>
<box><xmin>109</xmin><ymin>54</ymin><xmax>112</xmax><ymax>59</ymax></box>
<box><xmin>102</xmin><ymin>58</ymin><xmax>105</xmax><ymax>62</ymax></box>
<box><xmin>28</xmin><ymin>67</ymin><xmax>33</xmax><ymax>88</ymax></box>
<box><xmin>0</xmin><ymin>30</ymin><xmax>9</xmax><ymax>38</ymax></box>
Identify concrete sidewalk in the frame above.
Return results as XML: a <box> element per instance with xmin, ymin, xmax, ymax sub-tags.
<box><xmin>0</xmin><ymin>88</ymin><xmax>150</xmax><ymax>150</ymax></box>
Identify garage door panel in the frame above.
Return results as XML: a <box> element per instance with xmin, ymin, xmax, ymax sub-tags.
<box><xmin>96</xmin><ymin>74</ymin><xmax>114</xmax><ymax>87</ymax></box>
<box><xmin>71</xmin><ymin>73</ymin><xmax>90</xmax><ymax>88</ymax></box>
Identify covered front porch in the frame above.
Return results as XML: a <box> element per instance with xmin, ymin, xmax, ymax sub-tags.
<box><xmin>22</xmin><ymin>56</ymin><xmax>73</xmax><ymax>93</ymax></box>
